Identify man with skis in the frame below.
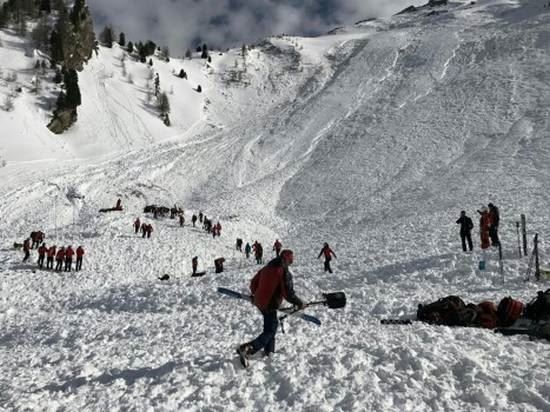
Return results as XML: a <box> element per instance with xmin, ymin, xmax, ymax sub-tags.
<box><xmin>318</xmin><ymin>242</ymin><xmax>337</xmax><ymax>273</ymax></box>
<box><xmin>237</xmin><ymin>249</ymin><xmax>304</xmax><ymax>367</ymax></box>
<box><xmin>456</xmin><ymin>211</ymin><xmax>474</xmax><ymax>252</ymax></box>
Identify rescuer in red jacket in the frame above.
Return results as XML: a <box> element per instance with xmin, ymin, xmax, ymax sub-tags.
<box><xmin>236</xmin><ymin>249</ymin><xmax>304</xmax><ymax>368</ymax></box>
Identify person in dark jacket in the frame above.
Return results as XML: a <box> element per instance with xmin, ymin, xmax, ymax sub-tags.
<box><xmin>237</xmin><ymin>250</ymin><xmax>304</xmax><ymax>367</ymax></box>
<box><xmin>456</xmin><ymin>211</ymin><xmax>474</xmax><ymax>252</ymax></box>
<box><xmin>488</xmin><ymin>203</ymin><xmax>500</xmax><ymax>247</ymax></box>
<box><xmin>22</xmin><ymin>238</ymin><xmax>31</xmax><ymax>262</ymax></box>
<box><xmin>64</xmin><ymin>245</ymin><xmax>74</xmax><ymax>272</ymax></box>
<box><xmin>318</xmin><ymin>243</ymin><xmax>336</xmax><ymax>273</ymax></box>
<box><xmin>244</xmin><ymin>242</ymin><xmax>251</xmax><ymax>258</ymax></box>
<box><xmin>192</xmin><ymin>214</ymin><xmax>198</xmax><ymax>227</ymax></box>
<box><xmin>134</xmin><ymin>218</ymin><xmax>141</xmax><ymax>234</ymax></box>
<box><xmin>76</xmin><ymin>246</ymin><xmax>85</xmax><ymax>271</ymax></box>
<box><xmin>37</xmin><ymin>243</ymin><xmax>47</xmax><ymax>268</ymax></box>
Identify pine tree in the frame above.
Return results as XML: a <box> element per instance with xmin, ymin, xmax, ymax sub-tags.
<box><xmin>185</xmin><ymin>48</ymin><xmax>192</xmax><ymax>59</ymax></box>
<box><xmin>241</xmin><ymin>44</ymin><xmax>247</xmax><ymax>57</ymax></box>
<box><xmin>126</xmin><ymin>41</ymin><xmax>133</xmax><ymax>53</ymax></box>
<box><xmin>148</xmin><ymin>58</ymin><xmax>153</xmax><ymax>67</ymax></box>
<box><xmin>70</xmin><ymin>0</ymin><xmax>85</xmax><ymax>27</ymax></box>
<box><xmin>154</xmin><ymin>73</ymin><xmax>160</xmax><ymax>96</ymax></box>
<box><xmin>39</xmin><ymin>0</ymin><xmax>51</xmax><ymax>14</ymax></box>
<box><xmin>162</xmin><ymin>46</ymin><xmax>170</xmax><ymax>62</ymax></box>
<box><xmin>201</xmin><ymin>43</ymin><xmax>208</xmax><ymax>59</ymax></box>
<box><xmin>99</xmin><ymin>25</ymin><xmax>114</xmax><ymax>48</ymax></box>
<box><xmin>119</xmin><ymin>32</ymin><xmax>126</xmax><ymax>47</ymax></box>
<box><xmin>31</xmin><ymin>16</ymin><xmax>50</xmax><ymax>51</ymax></box>
<box><xmin>64</xmin><ymin>68</ymin><xmax>81</xmax><ymax>108</ymax></box>
<box><xmin>50</xmin><ymin>29</ymin><xmax>64</xmax><ymax>63</ymax></box>
<box><xmin>158</xmin><ymin>92</ymin><xmax>170</xmax><ymax>114</ymax></box>
<box><xmin>207</xmin><ymin>55</ymin><xmax>212</xmax><ymax>63</ymax></box>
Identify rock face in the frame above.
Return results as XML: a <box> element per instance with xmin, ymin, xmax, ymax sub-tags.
<box><xmin>62</xmin><ymin>7</ymin><xmax>96</xmax><ymax>71</ymax></box>
<box><xmin>428</xmin><ymin>0</ymin><xmax>448</xmax><ymax>6</ymax></box>
<box><xmin>47</xmin><ymin>108</ymin><xmax>78</xmax><ymax>134</ymax></box>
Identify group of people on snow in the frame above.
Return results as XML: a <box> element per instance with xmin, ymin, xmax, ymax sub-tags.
<box><xmin>456</xmin><ymin>203</ymin><xmax>500</xmax><ymax>252</ymax></box>
<box><xmin>133</xmin><ymin>218</ymin><xmax>154</xmax><ymax>238</ymax></box>
<box><xmin>22</xmin><ymin>237</ymin><xmax>85</xmax><ymax>272</ymax></box>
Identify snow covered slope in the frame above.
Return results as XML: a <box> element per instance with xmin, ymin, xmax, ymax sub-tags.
<box><xmin>2</xmin><ymin>0</ymin><xmax>550</xmax><ymax>410</ymax></box>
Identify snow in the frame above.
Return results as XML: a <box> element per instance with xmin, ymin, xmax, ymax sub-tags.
<box><xmin>1</xmin><ymin>0</ymin><xmax>550</xmax><ymax>410</ymax></box>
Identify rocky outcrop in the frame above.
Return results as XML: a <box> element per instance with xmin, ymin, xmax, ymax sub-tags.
<box><xmin>47</xmin><ymin>108</ymin><xmax>78</xmax><ymax>134</ymax></box>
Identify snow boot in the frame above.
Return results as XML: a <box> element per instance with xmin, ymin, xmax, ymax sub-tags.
<box><xmin>236</xmin><ymin>344</ymin><xmax>252</xmax><ymax>368</ymax></box>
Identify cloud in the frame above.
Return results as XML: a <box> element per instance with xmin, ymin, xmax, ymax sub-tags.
<box><xmin>87</xmin><ymin>0</ymin><xmax>426</xmax><ymax>54</ymax></box>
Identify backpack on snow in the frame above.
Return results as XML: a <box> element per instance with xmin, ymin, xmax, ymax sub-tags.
<box><xmin>525</xmin><ymin>289</ymin><xmax>550</xmax><ymax>321</ymax></box>
<box><xmin>497</xmin><ymin>297</ymin><xmax>525</xmax><ymax>327</ymax></box>
<box><xmin>417</xmin><ymin>296</ymin><xmax>466</xmax><ymax>326</ymax></box>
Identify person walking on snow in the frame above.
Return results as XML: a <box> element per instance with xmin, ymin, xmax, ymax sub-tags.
<box><xmin>456</xmin><ymin>211</ymin><xmax>474</xmax><ymax>252</ymax></box>
<box><xmin>245</xmin><ymin>242</ymin><xmax>251</xmax><ymax>258</ymax></box>
<box><xmin>253</xmin><ymin>241</ymin><xmax>263</xmax><ymax>264</ymax></box>
<box><xmin>318</xmin><ymin>242</ymin><xmax>337</xmax><ymax>273</ymax></box>
<box><xmin>55</xmin><ymin>247</ymin><xmax>65</xmax><ymax>271</ymax></box>
<box><xmin>488</xmin><ymin>203</ymin><xmax>500</xmax><ymax>247</ymax></box>
<box><xmin>134</xmin><ymin>218</ymin><xmax>141</xmax><ymax>234</ymax></box>
<box><xmin>46</xmin><ymin>245</ymin><xmax>56</xmax><ymax>269</ymax></box>
<box><xmin>192</xmin><ymin>256</ymin><xmax>198</xmax><ymax>275</ymax></box>
<box><xmin>76</xmin><ymin>246</ymin><xmax>85</xmax><ymax>271</ymax></box>
<box><xmin>199</xmin><ymin>211</ymin><xmax>203</xmax><ymax>223</ymax></box>
<box><xmin>22</xmin><ymin>238</ymin><xmax>31</xmax><ymax>262</ymax></box>
<box><xmin>37</xmin><ymin>243</ymin><xmax>47</xmax><ymax>268</ymax></box>
<box><xmin>141</xmin><ymin>223</ymin><xmax>147</xmax><ymax>238</ymax></box>
<box><xmin>179</xmin><ymin>214</ymin><xmax>185</xmax><ymax>227</ymax></box>
<box><xmin>237</xmin><ymin>250</ymin><xmax>304</xmax><ymax>368</ymax></box>
<box><xmin>478</xmin><ymin>207</ymin><xmax>491</xmax><ymax>250</ymax></box>
<box><xmin>64</xmin><ymin>245</ymin><xmax>74</xmax><ymax>272</ymax></box>
<box><xmin>146</xmin><ymin>224</ymin><xmax>153</xmax><ymax>238</ymax></box>
<box><xmin>192</xmin><ymin>214</ymin><xmax>197</xmax><ymax>227</ymax></box>
<box><xmin>273</xmin><ymin>239</ymin><xmax>282</xmax><ymax>257</ymax></box>
<box><xmin>236</xmin><ymin>238</ymin><xmax>243</xmax><ymax>252</ymax></box>
<box><xmin>215</xmin><ymin>222</ymin><xmax>222</xmax><ymax>237</ymax></box>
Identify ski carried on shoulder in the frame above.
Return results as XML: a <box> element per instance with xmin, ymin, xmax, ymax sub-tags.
<box><xmin>217</xmin><ymin>287</ymin><xmax>321</xmax><ymax>326</ymax></box>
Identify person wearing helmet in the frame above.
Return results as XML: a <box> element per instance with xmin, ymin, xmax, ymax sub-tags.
<box><xmin>236</xmin><ymin>249</ymin><xmax>304</xmax><ymax>368</ymax></box>
<box><xmin>318</xmin><ymin>242</ymin><xmax>337</xmax><ymax>273</ymax></box>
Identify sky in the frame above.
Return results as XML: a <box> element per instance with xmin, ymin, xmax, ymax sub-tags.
<box><xmin>87</xmin><ymin>0</ymin><xmax>426</xmax><ymax>55</ymax></box>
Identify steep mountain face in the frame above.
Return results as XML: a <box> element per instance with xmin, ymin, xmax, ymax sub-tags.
<box><xmin>1</xmin><ymin>1</ymin><xmax>550</xmax><ymax>410</ymax></box>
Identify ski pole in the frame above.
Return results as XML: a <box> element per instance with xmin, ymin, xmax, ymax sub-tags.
<box><xmin>516</xmin><ymin>222</ymin><xmax>522</xmax><ymax>259</ymax></box>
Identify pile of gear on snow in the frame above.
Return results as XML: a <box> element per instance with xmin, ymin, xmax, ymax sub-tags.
<box><xmin>415</xmin><ymin>288</ymin><xmax>550</xmax><ymax>341</ymax></box>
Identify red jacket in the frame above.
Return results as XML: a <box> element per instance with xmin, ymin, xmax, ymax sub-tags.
<box><xmin>76</xmin><ymin>247</ymin><xmax>85</xmax><ymax>257</ymax></box>
<box><xmin>38</xmin><ymin>245</ymin><xmax>47</xmax><ymax>256</ymax></box>
<box><xmin>47</xmin><ymin>246</ymin><xmax>56</xmax><ymax>257</ymax></box>
<box><xmin>134</xmin><ymin>219</ymin><xmax>140</xmax><ymax>228</ymax></box>
<box><xmin>273</xmin><ymin>240</ymin><xmax>282</xmax><ymax>251</ymax></box>
<box><xmin>319</xmin><ymin>246</ymin><xmax>336</xmax><ymax>259</ymax></box>
<box><xmin>65</xmin><ymin>248</ymin><xmax>74</xmax><ymax>258</ymax></box>
<box><xmin>56</xmin><ymin>249</ymin><xmax>65</xmax><ymax>260</ymax></box>
<box><xmin>250</xmin><ymin>258</ymin><xmax>302</xmax><ymax>310</ymax></box>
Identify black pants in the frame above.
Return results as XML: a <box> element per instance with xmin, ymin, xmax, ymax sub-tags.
<box><xmin>23</xmin><ymin>250</ymin><xmax>30</xmax><ymax>262</ymax></box>
<box><xmin>135</xmin><ymin>226</ymin><xmax>139</xmax><ymax>234</ymax></box>
<box><xmin>38</xmin><ymin>255</ymin><xmax>45</xmax><ymax>268</ymax></box>
<box><xmin>76</xmin><ymin>256</ymin><xmax>83</xmax><ymax>271</ymax></box>
<box><xmin>249</xmin><ymin>310</ymin><xmax>278</xmax><ymax>355</ymax></box>
<box><xmin>489</xmin><ymin>226</ymin><xmax>500</xmax><ymax>246</ymax></box>
<box><xmin>324</xmin><ymin>257</ymin><xmax>333</xmax><ymax>273</ymax></box>
<box><xmin>47</xmin><ymin>257</ymin><xmax>54</xmax><ymax>269</ymax></box>
<box><xmin>65</xmin><ymin>258</ymin><xmax>72</xmax><ymax>272</ymax></box>
<box><xmin>55</xmin><ymin>259</ymin><xmax>63</xmax><ymax>271</ymax></box>
<box><xmin>461</xmin><ymin>231</ymin><xmax>473</xmax><ymax>252</ymax></box>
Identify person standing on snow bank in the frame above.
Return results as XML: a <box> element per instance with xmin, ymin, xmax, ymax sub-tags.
<box><xmin>65</xmin><ymin>245</ymin><xmax>75</xmax><ymax>272</ymax></box>
<box><xmin>478</xmin><ymin>207</ymin><xmax>491</xmax><ymax>250</ymax></box>
<box><xmin>456</xmin><ymin>211</ymin><xmax>474</xmax><ymax>252</ymax></box>
<box><xmin>134</xmin><ymin>218</ymin><xmax>141</xmax><ymax>234</ymax></box>
<box><xmin>273</xmin><ymin>239</ymin><xmax>282</xmax><ymax>257</ymax></box>
<box><xmin>76</xmin><ymin>246</ymin><xmax>85</xmax><ymax>271</ymax></box>
<box><xmin>236</xmin><ymin>250</ymin><xmax>304</xmax><ymax>368</ymax></box>
<box><xmin>37</xmin><ymin>243</ymin><xmax>47</xmax><ymax>268</ymax></box>
<box><xmin>192</xmin><ymin>256</ymin><xmax>199</xmax><ymax>275</ymax></box>
<box><xmin>22</xmin><ymin>238</ymin><xmax>31</xmax><ymax>262</ymax></box>
<box><xmin>46</xmin><ymin>245</ymin><xmax>56</xmax><ymax>269</ymax></box>
<box><xmin>55</xmin><ymin>247</ymin><xmax>65</xmax><ymax>271</ymax></box>
<box><xmin>318</xmin><ymin>243</ymin><xmax>337</xmax><ymax>273</ymax></box>
<box><xmin>488</xmin><ymin>203</ymin><xmax>500</xmax><ymax>247</ymax></box>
